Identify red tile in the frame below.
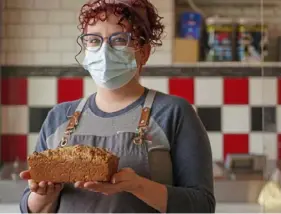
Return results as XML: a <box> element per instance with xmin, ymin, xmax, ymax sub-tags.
<box><xmin>57</xmin><ymin>78</ymin><xmax>83</xmax><ymax>103</ymax></box>
<box><xmin>1</xmin><ymin>78</ymin><xmax>27</xmax><ymax>105</ymax></box>
<box><xmin>223</xmin><ymin>134</ymin><xmax>249</xmax><ymax>159</ymax></box>
<box><xmin>1</xmin><ymin>135</ymin><xmax>27</xmax><ymax>162</ymax></box>
<box><xmin>223</xmin><ymin>78</ymin><xmax>249</xmax><ymax>104</ymax></box>
<box><xmin>278</xmin><ymin>134</ymin><xmax>281</xmax><ymax>160</ymax></box>
<box><xmin>169</xmin><ymin>78</ymin><xmax>194</xmax><ymax>104</ymax></box>
<box><xmin>278</xmin><ymin>78</ymin><xmax>281</xmax><ymax>104</ymax></box>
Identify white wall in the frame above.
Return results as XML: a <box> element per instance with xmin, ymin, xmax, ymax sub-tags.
<box><xmin>0</xmin><ymin>0</ymin><xmax>174</xmax><ymax>66</ymax></box>
<box><xmin>2</xmin><ymin>0</ymin><xmax>281</xmax><ymax>66</ymax></box>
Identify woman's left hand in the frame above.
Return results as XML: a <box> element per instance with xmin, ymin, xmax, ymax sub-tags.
<box><xmin>74</xmin><ymin>168</ymin><xmax>142</xmax><ymax>195</ymax></box>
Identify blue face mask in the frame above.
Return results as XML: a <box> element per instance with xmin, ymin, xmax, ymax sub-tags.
<box><xmin>82</xmin><ymin>43</ymin><xmax>138</xmax><ymax>90</ymax></box>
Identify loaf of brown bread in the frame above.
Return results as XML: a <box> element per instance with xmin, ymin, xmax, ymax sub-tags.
<box><xmin>27</xmin><ymin>145</ymin><xmax>119</xmax><ymax>183</ymax></box>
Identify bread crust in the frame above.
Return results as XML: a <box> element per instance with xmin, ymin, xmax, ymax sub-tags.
<box><xmin>27</xmin><ymin>145</ymin><xmax>119</xmax><ymax>183</ymax></box>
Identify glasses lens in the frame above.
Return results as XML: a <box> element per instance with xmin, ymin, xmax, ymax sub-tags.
<box><xmin>81</xmin><ymin>34</ymin><xmax>102</xmax><ymax>51</ymax></box>
<box><xmin>109</xmin><ymin>33</ymin><xmax>130</xmax><ymax>50</ymax></box>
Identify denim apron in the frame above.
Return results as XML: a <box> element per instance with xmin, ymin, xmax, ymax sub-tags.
<box><xmin>53</xmin><ymin>90</ymin><xmax>173</xmax><ymax>213</ymax></box>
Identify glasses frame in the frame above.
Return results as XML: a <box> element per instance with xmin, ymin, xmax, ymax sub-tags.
<box><xmin>79</xmin><ymin>32</ymin><xmax>133</xmax><ymax>52</ymax></box>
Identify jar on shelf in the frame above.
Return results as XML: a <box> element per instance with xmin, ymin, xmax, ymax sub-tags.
<box><xmin>237</xmin><ymin>18</ymin><xmax>268</xmax><ymax>62</ymax></box>
<box><xmin>205</xmin><ymin>16</ymin><xmax>235</xmax><ymax>62</ymax></box>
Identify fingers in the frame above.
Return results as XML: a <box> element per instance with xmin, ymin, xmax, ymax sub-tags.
<box><xmin>28</xmin><ymin>180</ymin><xmax>39</xmax><ymax>192</ymax></box>
<box><xmin>111</xmin><ymin>169</ymin><xmax>132</xmax><ymax>184</ymax></box>
<box><xmin>28</xmin><ymin>180</ymin><xmax>63</xmax><ymax>196</ymax></box>
<box><xmin>20</xmin><ymin>170</ymin><xmax>31</xmax><ymax>180</ymax></box>
<box><xmin>74</xmin><ymin>181</ymin><xmax>85</xmax><ymax>189</ymax></box>
<box><xmin>46</xmin><ymin>182</ymin><xmax>55</xmax><ymax>194</ymax></box>
<box><xmin>74</xmin><ymin>181</ymin><xmax>100</xmax><ymax>193</ymax></box>
<box><xmin>120</xmin><ymin>168</ymin><xmax>134</xmax><ymax>172</ymax></box>
<box><xmin>37</xmin><ymin>181</ymin><xmax>48</xmax><ymax>195</ymax></box>
<box><xmin>74</xmin><ymin>180</ymin><xmax>125</xmax><ymax>196</ymax></box>
<box><xmin>83</xmin><ymin>181</ymin><xmax>99</xmax><ymax>189</ymax></box>
<box><xmin>54</xmin><ymin>183</ymin><xmax>63</xmax><ymax>192</ymax></box>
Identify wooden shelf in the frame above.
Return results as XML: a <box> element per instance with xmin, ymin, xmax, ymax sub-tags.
<box><xmin>169</xmin><ymin>62</ymin><xmax>281</xmax><ymax>68</ymax></box>
<box><xmin>1</xmin><ymin>63</ymin><xmax>281</xmax><ymax>77</ymax></box>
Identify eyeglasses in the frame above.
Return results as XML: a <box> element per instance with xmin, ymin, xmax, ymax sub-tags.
<box><xmin>80</xmin><ymin>32</ymin><xmax>132</xmax><ymax>52</ymax></box>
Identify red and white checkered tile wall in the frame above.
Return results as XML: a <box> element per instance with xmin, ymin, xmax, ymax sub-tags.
<box><xmin>1</xmin><ymin>76</ymin><xmax>281</xmax><ymax>163</ymax></box>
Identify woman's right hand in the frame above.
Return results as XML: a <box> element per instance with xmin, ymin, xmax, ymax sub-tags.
<box><xmin>20</xmin><ymin>170</ymin><xmax>63</xmax><ymax>196</ymax></box>
<box><xmin>20</xmin><ymin>170</ymin><xmax>63</xmax><ymax>213</ymax></box>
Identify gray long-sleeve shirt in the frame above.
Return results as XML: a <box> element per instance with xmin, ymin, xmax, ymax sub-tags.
<box><xmin>20</xmin><ymin>88</ymin><xmax>215</xmax><ymax>213</ymax></box>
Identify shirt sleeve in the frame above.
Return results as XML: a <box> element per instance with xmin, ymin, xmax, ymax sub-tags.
<box><xmin>19</xmin><ymin>108</ymin><xmax>56</xmax><ymax>213</ymax></box>
<box><xmin>166</xmin><ymin>100</ymin><xmax>216</xmax><ymax>213</ymax></box>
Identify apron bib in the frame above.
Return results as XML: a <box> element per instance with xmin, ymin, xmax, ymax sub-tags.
<box><xmin>54</xmin><ymin>90</ymin><xmax>172</xmax><ymax>213</ymax></box>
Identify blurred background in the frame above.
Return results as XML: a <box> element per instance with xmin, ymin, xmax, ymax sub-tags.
<box><xmin>1</xmin><ymin>0</ymin><xmax>281</xmax><ymax>212</ymax></box>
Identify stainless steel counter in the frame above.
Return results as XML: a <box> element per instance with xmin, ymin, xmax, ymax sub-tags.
<box><xmin>0</xmin><ymin>180</ymin><xmax>27</xmax><ymax>203</ymax></box>
<box><xmin>0</xmin><ymin>160</ymin><xmax>277</xmax><ymax>204</ymax></box>
<box><xmin>214</xmin><ymin>180</ymin><xmax>265</xmax><ymax>203</ymax></box>
<box><xmin>0</xmin><ymin>179</ymin><xmax>265</xmax><ymax>204</ymax></box>
<box><xmin>0</xmin><ymin>203</ymin><xmax>261</xmax><ymax>213</ymax></box>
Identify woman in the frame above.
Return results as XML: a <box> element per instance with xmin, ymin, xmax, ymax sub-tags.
<box><xmin>19</xmin><ymin>0</ymin><xmax>215</xmax><ymax>213</ymax></box>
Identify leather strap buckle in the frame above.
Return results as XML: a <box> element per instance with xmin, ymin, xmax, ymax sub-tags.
<box><xmin>133</xmin><ymin>107</ymin><xmax>151</xmax><ymax>145</ymax></box>
<box><xmin>59</xmin><ymin>111</ymin><xmax>81</xmax><ymax>147</ymax></box>
<box><xmin>138</xmin><ymin>107</ymin><xmax>150</xmax><ymax>128</ymax></box>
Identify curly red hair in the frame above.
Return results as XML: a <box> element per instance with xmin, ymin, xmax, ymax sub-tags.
<box><xmin>77</xmin><ymin>0</ymin><xmax>165</xmax><ymax>47</ymax></box>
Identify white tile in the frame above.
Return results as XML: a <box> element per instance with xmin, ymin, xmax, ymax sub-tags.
<box><xmin>20</xmin><ymin>11</ymin><xmax>48</xmax><ymax>24</ymax></box>
<box><xmin>61</xmin><ymin>24</ymin><xmax>80</xmax><ymax>37</ymax></box>
<box><xmin>6</xmin><ymin>52</ymin><xmax>34</xmax><ymax>65</ymax></box>
<box><xmin>27</xmin><ymin>134</ymin><xmax>39</xmax><ymax>155</ymax></box>
<box><xmin>48</xmin><ymin>11</ymin><xmax>76</xmax><ymax>24</ymax></box>
<box><xmin>34</xmin><ymin>0</ymin><xmax>60</xmax><ymax>9</ymax></box>
<box><xmin>1</xmin><ymin>106</ymin><xmax>28</xmax><ymax>134</ymax></box>
<box><xmin>6</xmin><ymin>25</ymin><xmax>33</xmax><ymax>38</ymax></box>
<box><xmin>2</xmin><ymin>10</ymin><xmax>8</xmax><ymax>24</ymax></box>
<box><xmin>2</xmin><ymin>39</ymin><xmax>48</xmax><ymax>52</ymax></box>
<box><xmin>61</xmin><ymin>0</ymin><xmax>86</xmax><ymax>10</ymax></box>
<box><xmin>83</xmin><ymin>77</ymin><xmax>97</xmax><ymax>97</ymax></box>
<box><xmin>249</xmin><ymin>133</ymin><xmax>265</xmax><ymax>155</ymax></box>
<box><xmin>150</xmin><ymin>0</ymin><xmax>174</xmax><ymax>12</ymax></box>
<box><xmin>0</xmin><ymin>53</ymin><xmax>6</xmax><ymax>65</ymax></box>
<box><xmin>208</xmin><ymin>132</ymin><xmax>223</xmax><ymax>161</ymax></box>
<box><xmin>0</xmin><ymin>25</ymin><xmax>6</xmax><ymax>38</ymax></box>
<box><xmin>222</xmin><ymin>106</ymin><xmax>250</xmax><ymax>133</ymax></box>
<box><xmin>277</xmin><ymin>106</ymin><xmax>281</xmax><ymax>133</ymax></box>
<box><xmin>19</xmin><ymin>39</ymin><xmax>48</xmax><ymax>52</ymax></box>
<box><xmin>33</xmin><ymin>53</ymin><xmax>61</xmax><ymax>65</ymax></box>
<box><xmin>1</xmin><ymin>0</ymin><xmax>5</xmax><ymax>9</ymax></box>
<box><xmin>28</xmin><ymin>77</ymin><xmax>57</xmax><ymax>107</ymax></box>
<box><xmin>146</xmin><ymin>51</ymin><xmax>172</xmax><ymax>66</ymax></box>
<box><xmin>61</xmin><ymin>52</ymin><xmax>79</xmax><ymax>65</ymax></box>
<box><xmin>162</xmin><ymin>26</ymin><xmax>174</xmax><ymax>40</ymax></box>
<box><xmin>156</xmin><ymin>39</ymin><xmax>172</xmax><ymax>52</ymax></box>
<box><xmin>195</xmin><ymin>77</ymin><xmax>223</xmax><ymax>106</ymax></box>
<box><xmin>161</xmin><ymin>12</ymin><xmax>174</xmax><ymax>26</ymax></box>
<box><xmin>1</xmin><ymin>38</ymin><xmax>17</xmax><ymax>52</ymax></box>
<box><xmin>6</xmin><ymin>0</ymin><xmax>33</xmax><ymax>9</ymax></box>
<box><xmin>249</xmin><ymin>77</ymin><xmax>277</xmax><ymax>106</ymax></box>
<box><xmin>48</xmin><ymin>39</ymin><xmax>76</xmax><ymax>52</ymax></box>
<box><xmin>264</xmin><ymin>134</ymin><xmax>278</xmax><ymax>160</ymax></box>
<box><xmin>33</xmin><ymin>25</ymin><xmax>61</xmax><ymax>38</ymax></box>
<box><xmin>250</xmin><ymin>133</ymin><xmax>277</xmax><ymax>160</ymax></box>
<box><xmin>140</xmin><ymin>77</ymin><xmax>169</xmax><ymax>94</ymax></box>
<box><xmin>68</xmin><ymin>50</ymin><xmax>85</xmax><ymax>66</ymax></box>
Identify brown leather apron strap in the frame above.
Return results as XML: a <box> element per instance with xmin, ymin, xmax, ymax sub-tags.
<box><xmin>133</xmin><ymin>90</ymin><xmax>157</xmax><ymax>145</ymax></box>
<box><xmin>59</xmin><ymin>96</ymin><xmax>90</xmax><ymax>147</ymax></box>
<box><xmin>139</xmin><ymin>89</ymin><xmax>157</xmax><ymax>127</ymax></box>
